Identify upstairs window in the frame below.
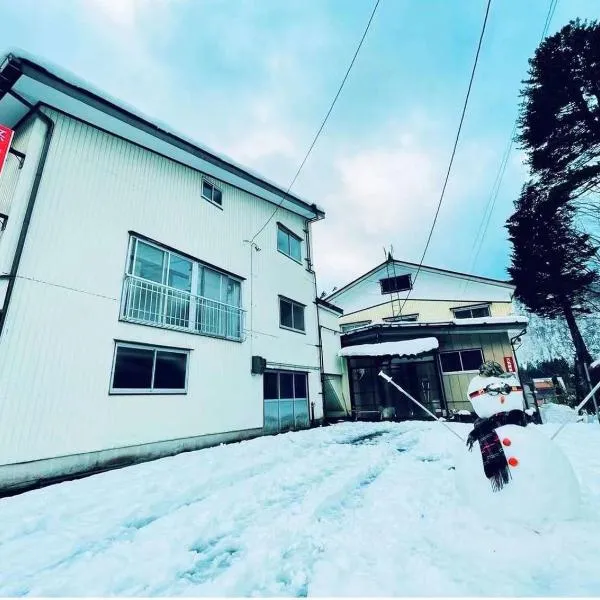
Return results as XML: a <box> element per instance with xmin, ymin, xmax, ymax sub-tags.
<box><xmin>380</xmin><ymin>274</ymin><xmax>412</xmax><ymax>294</ymax></box>
<box><xmin>277</xmin><ymin>224</ymin><xmax>302</xmax><ymax>263</ymax></box>
<box><xmin>453</xmin><ymin>305</ymin><xmax>491</xmax><ymax>319</ymax></box>
<box><xmin>202</xmin><ymin>179</ymin><xmax>223</xmax><ymax>207</ymax></box>
<box><xmin>279</xmin><ymin>296</ymin><xmax>305</xmax><ymax>332</ymax></box>
<box><xmin>340</xmin><ymin>320</ymin><xmax>372</xmax><ymax>332</ymax></box>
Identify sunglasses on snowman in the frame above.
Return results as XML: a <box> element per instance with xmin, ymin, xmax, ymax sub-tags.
<box><xmin>469</xmin><ymin>383</ymin><xmax>522</xmax><ymax>399</ymax></box>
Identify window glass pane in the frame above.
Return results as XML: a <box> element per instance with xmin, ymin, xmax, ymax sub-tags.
<box><xmin>134</xmin><ymin>241</ymin><xmax>166</xmax><ymax>283</ymax></box>
<box><xmin>277</xmin><ymin>227</ymin><xmax>289</xmax><ymax>255</ymax></box>
<box><xmin>168</xmin><ymin>255</ymin><xmax>192</xmax><ymax>291</ymax></box>
<box><xmin>471</xmin><ymin>307</ymin><xmax>490</xmax><ymax>318</ymax></box>
<box><xmin>202</xmin><ymin>180</ymin><xmax>213</xmax><ymax>201</ymax></box>
<box><xmin>461</xmin><ymin>349</ymin><xmax>484</xmax><ymax>371</ymax></box>
<box><xmin>380</xmin><ymin>274</ymin><xmax>411</xmax><ymax>294</ymax></box>
<box><xmin>294</xmin><ymin>400</ymin><xmax>309</xmax><ymax>428</ymax></box>
<box><xmin>294</xmin><ymin>373</ymin><xmax>307</xmax><ymax>399</ymax></box>
<box><xmin>264</xmin><ymin>401</ymin><xmax>279</xmax><ymax>434</ymax></box>
<box><xmin>264</xmin><ymin>372</ymin><xmax>279</xmax><ymax>400</ymax></box>
<box><xmin>280</xmin><ymin>372</ymin><xmax>294</xmax><ymax>398</ymax></box>
<box><xmin>289</xmin><ymin>236</ymin><xmax>302</xmax><ymax>262</ymax></box>
<box><xmin>292</xmin><ymin>303</ymin><xmax>305</xmax><ymax>331</ymax></box>
<box><xmin>440</xmin><ymin>352</ymin><xmax>462</xmax><ymax>373</ymax></box>
<box><xmin>202</xmin><ymin>268</ymin><xmax>222</xmax><ymax>300</ymax></box>
<box><xmin>280</xmin><ymin>298</ymin><xmax>293</xmax><ymax>328</ymax></box>
<box><xmin>223</xmin><ymin>278</ymin><xmax>241</xmax><ymax>307</ymax></box>
<box><xmin>213</xmin><ymin>187</ymin><xmax>222</xmax><ymax>205</ymax></box>
<box><xmin>453</xmin><ymin>309</ymin><xmax>471</xmax><ymax>319</ymax></box>
<box><xmin>154</xmin><ymin>351</ymin><xmax>187</xmax><ymax>390</ymax></box>
<box><xmin>113</xmin><ymin>346</ymin><xmax>154</xmax><ymax>389</ymax></box>
<box><xmin>279</xmin><ymin>401</ymin><xmax>294</xmax><ymax>432</ymax></box>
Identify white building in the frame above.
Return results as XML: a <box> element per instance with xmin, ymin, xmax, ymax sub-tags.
<box><xmin>0</xmin><ymin>52</ymin><xmax>334</xmax><ymax>493</ymax></box>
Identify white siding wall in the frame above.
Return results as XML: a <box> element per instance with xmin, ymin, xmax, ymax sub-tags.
<box><xmin>330</xmin><ymin>263</ymin><xmax>514</xmax><ymax>314</ymax></box>
<box><xmin>0</xmin><ymin>110</ymin><xmax>322</xmax><ymax>466</ymax></box>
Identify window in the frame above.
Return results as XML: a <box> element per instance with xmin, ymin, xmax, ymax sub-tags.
<box><xmin>439</xmin><ymin>348</ymin><xmax>484</xmax><ymax>373</ymax></box>
<box><xmin>453</xmin><ymin>305</ymin><xmax>491</xmax><ymax>319</ymax></box>
<box><xmin>110</xmin><ymin>342</ymin><xmax>188</xmax><ymax>394</ymax></box>
<box><xmin>380</xmin><ymin>274</ymin><xmax>412</xmax><ymax>294</ymax></box>
<box><xmin>263</xmin><ymin>370</ymin><xmax>309</xmax><ymax>433</ymax></box>
<box><xmin>279</xmin><ymin>297</ymin><xmax>305</xmax><ymax>332</ymax></box>
<box><xmin>122</xmin><ymin>236</ymin><xmax>243</xmax><ymax>341</ymax></box>
<box><xmin>277</xmin><ymin>224</ymin><xmax>302</xmax><ymax>263</ymax></box>
<box><xmin>340</xmin><ymin>320</ymin><xmax>372</xmax><ymax>332</ymax></box>
<box><xmin>382</xmin><ymin>314</ymin><xmax>419</xmax><ymax>323</ymax></box>
<box><xmin>202</xmin><ymin>179</ymin><xmax>223</xmax><ymax>207</ymax></box>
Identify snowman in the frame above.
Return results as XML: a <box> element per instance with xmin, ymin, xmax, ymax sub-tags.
<box><xmin>455</xmin><ymin>361</ymin><xmax>580</xmax><ymax>525</ymax></box>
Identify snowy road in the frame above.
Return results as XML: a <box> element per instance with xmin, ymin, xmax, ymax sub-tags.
<box><xmin>1</xmin><ymin>421</ymin><xmax>600</xmax><ymax>596</ymax></box>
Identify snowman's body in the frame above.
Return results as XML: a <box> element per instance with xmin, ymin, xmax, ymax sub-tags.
<box><xmin>456</xmin><ymin>373</ymin><xmax>580</xmax><ymax>524</ymax></box>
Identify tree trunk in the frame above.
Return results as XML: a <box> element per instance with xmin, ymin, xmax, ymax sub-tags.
<box><xmin>562</xmin><ymin>302</ymin><xmax>592</xmax><ymax>401</ymax></box>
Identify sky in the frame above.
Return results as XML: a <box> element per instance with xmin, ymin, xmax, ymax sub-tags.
<box><xmin>1</xmin><ymin>0</ymin><xmax>598</xmax><ymax>294</ymax></box>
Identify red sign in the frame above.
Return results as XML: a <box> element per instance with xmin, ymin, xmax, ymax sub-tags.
<box><xmin>504</xmin><ymin>356</ymin><xmax>516</xmax><ymax>373</ymax></box>
<box><xmin>0</xmin><ymin>124</ymin><xmax>15</xmax><ymax>177</ymax></box>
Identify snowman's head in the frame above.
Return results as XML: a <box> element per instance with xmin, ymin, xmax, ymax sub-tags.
<box><xmin>467</xmin><ymin>374</ymin><xmax>524</xmax><ymax>418</ymax></box>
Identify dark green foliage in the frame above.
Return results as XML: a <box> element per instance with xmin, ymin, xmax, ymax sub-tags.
<box><xmin>518</xmin><ymin>19</ymin><xmax>600</xmax><ymax>199</ymax></box>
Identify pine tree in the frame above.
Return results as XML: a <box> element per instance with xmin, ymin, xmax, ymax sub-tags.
<box><xmin>518</xmin><ymin>19</ymin><xmax>600</xmax><ymax>200</ymax></box>
<box><xmin>507</xmin><ymin>182</ymin><xmax>599</xmax><ymax>399</ymax></box>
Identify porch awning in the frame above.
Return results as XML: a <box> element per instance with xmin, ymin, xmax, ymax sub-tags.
<box><xmin>339</xmin><ymin>337</ymin><xmax>439</xmax><ymax>359</ymax></box>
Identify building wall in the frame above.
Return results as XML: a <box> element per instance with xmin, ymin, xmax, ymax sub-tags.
<box><xmin>0</xmin><ymin>109</ymin><xmax>323</xmax><ymax>471</ymax></box>
<box><xmin>328</xmin><ymin>262</ymin><xmax>514</xmax><ymax>315</ymax></box>
<box><xmin>339</xmin><ymin>299</ymin><xmax>513</xmax><ymax>327</ymax></box>
<box><xmin>438</xmin><ymin>332</ymin><xmax>515</xmax><ymax>412</ymax></box>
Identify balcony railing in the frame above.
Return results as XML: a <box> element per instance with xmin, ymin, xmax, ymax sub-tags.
<box><xmin>121</xmin><ymin>275</ymin><xmax>245</xmax><ymax>341</ymax></box>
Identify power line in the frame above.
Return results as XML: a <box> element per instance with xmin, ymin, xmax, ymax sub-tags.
<box><xmin>460</xmin><ymin>0</ymin><xmax>559</xmax><ymax>294</ymax></box>
<box><xmin>250</xmin><ymin>0</ymin><xmax>381</xmax><ymax>244</ymax></box>
<box><xmin>398</xmin><ymin>0</ymin><xmax>493</xmax><ymax>315</ymax></box>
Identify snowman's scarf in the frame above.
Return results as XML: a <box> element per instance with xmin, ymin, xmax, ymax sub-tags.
<box><xmin>466</xmin><ymin>410</ymin><xmax>528</xmax><ymax>492</ymax></box>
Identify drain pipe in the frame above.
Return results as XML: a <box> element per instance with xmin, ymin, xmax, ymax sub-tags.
<box><xmin>0</xmin><ymin>93</ymin><xmax>54</xmax><ymax>338</ymax></box>
<box><xmin>306</xmin><ymin>214</ymin><xmax>325</xmax><ymax>428</ymax></box>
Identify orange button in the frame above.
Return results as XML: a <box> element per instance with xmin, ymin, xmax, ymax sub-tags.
<box><xmin>508</xmin><ymin>457</ymin><xmax>518</xmax><ymax>467</ymax></box>
<box><xmin>502</xmin><ymin>438</ymin><xmax>511</xmax><ymax>447</ymax></box>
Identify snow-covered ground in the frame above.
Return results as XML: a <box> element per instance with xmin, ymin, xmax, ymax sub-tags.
<box><xmin>1</xmin><ymin>421</ymin><xmax>600</xmax><ymax>597</ymax></box>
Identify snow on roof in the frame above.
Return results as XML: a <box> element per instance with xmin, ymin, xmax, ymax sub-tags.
<box><xmin>591</xmin><ymin>358</ymin><xmax>600</xmax><ymax>370</ymax></box>
<box><xmin>339</xmin><ymin>337</ymin><xmax>439</xmax><ymax>358</ymax></box>
<box><xmin>0</xmin><ymin>49</ymin><xmax>324</xmax><ymax>219</ymax></box>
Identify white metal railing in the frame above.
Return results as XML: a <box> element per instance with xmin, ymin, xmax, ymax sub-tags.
<box><xmin>121</xmin><ymin>275</ymin><xmax>244</xmax><ymax>341</ymax></box>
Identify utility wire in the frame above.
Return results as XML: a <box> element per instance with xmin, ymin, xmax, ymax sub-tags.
<box><xmin>250</xmin><ymin>0</ymin><xmax>381</xmax><ymax>244</ymax></box>
<box><xmin>460</xmin><ymin>0</ymin><xmax>559</xmax><ymax>294</ymax></box>
<box><xmin>398</xmin><ymin>0</ymin><xmax>492</xmax><ymax>315</ymax></box>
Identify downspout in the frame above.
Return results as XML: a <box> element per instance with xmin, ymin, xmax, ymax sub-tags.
<box><xmin>0</xmin><ymin>93</ymin><xmax>54</xmax><ymax>338</ymax></box>
<box><xmin>306</xmin><ymin>214</ymin><xmax>325</xmax><ymax>427</ymax></box>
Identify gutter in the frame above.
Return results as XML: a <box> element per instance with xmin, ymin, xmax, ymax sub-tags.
<box><xmin>0</xmin><ymin>92</ymin><xmax>54</xmax><ymax>338</ymax></box>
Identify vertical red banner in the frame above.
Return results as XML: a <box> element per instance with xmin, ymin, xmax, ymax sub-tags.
<box><xmin>0</xmin><ymin>124</ymin><xmax>15</xmax><ymax>177</ymax></box>
<box><xmin>504</xmin><ymin>356</ymin><xmax>516</xmax><ymax>373</ymax></box>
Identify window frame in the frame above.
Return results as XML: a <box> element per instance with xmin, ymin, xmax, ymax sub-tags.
<box><xmin>452</xmin><ymin>304</ymin><xmax>491</xmax><ymax>320</ymax></box>
<box><xmin>109</xmin><ymin>341</ymin><xmax>190</xmax><ymax>395</ymax></box>
<box><xmin>276</xmin><ymin>223</ymin><xmax>303</xmax><ymax>264</ymax></box>
<box><xmin>439</xmin><ymin>348</ymin><xmax>484</xmax><ymax>374</ymax></box>
<box><xmin>278</xmin><ymin>296</ymin><xmax>306</xmax><ymax>333</ymax></box>
<box><xmin>201</xmin><ymin>178</ymin><xmax>224</xmax><ymax>209</ymax></box>
<box><xmin>122</xmin><ymin>235</ymin><xmax>244</xmax><ymax>341</ymax></box>
<box><xmin>379</xmin><ymin>274</ymin><xmax>413</xmax><ymax>295</ymax></box>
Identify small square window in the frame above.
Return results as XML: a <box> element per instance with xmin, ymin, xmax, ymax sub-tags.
<box><xmin>461</xmin><ymin>349</ymin><xmax>484</xmax><ymax>371</ymax></box>
<box><xmin>202</xmin><ymin>180</ymin><xmax>223</xmax><ymax>206</ymax></box>
<box><xmin>277</xmin><ymin>224</ymin><xmax>302</xmax><ymax>263</ymax></box>
<box><xmin>279</xmin><ymin>297</ymin><xmax>305</xmax><ymax>332</ymax></box>
<box><xmin>380</xmin><ymin>274</ymin><xmax>412</xmax><ymax>294</ymax></box>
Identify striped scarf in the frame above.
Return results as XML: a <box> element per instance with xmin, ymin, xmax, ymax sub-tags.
<box><xmin>466</xmin><ymin>410</ymin><xmax>528</xmax><ymax>492</ymax></box>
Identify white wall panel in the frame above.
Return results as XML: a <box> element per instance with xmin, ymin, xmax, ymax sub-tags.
<box><xmin>0</xmin><ymin>110</ymin><xmax>323</xmax><ymax>465</ymax></box>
